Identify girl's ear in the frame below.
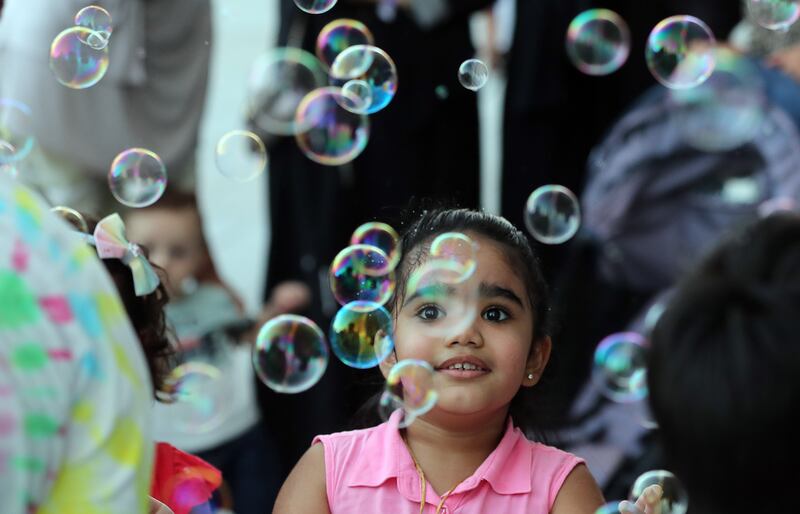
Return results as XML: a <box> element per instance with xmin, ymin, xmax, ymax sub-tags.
<box><xmin>378</xmin><ymin>331</ymin><xmax>398</xmax><ymax>379</ymax></box>
<box><xmin>522</xmin><ymin>335</ymin><xmax>552</xmax><ymax>387</ymax></box>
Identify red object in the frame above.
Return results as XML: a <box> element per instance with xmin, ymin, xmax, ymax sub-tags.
<box><xmin>151</xmin><ymin>442</ymin><xmax>222</xmax><ymax>514</ymax></box>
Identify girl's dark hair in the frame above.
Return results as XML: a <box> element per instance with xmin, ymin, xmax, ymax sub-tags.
<box><xmin>81</xmin><ymin>216</ymin><xmax>174</xmax><ymax>399</ymax></box>
<box><xmin>355</xmin><ymin>207</ymin><xmax>553</xmax><ymax>435</ymax></box>
<box><xmin>648</xmin><ymin>213</ymin><xmax>800</xmax><ymax>513</ymax></box>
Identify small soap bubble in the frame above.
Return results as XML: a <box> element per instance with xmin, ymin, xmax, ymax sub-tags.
<box><xmin>341</xmin><ymin>79</ymin><xmax>374</xmax><ymax>114</ymax></box>
<box><xmin>330</xmin><ymin>301</ymin><xmax>394</xmax><ymax>369</ymax></box>
<box><xmin>350</xmin><ymin>221</ymin><xmax>401</xmax><ymax>270</ymax></box>
<box><xmin>566</xmin><ymin>9</ymin><xmax>630</xmax><ymax>76</ymax></box>
<box><xmin>295</xmin><ymin>87</ymin><xmax>370</xmax><ymax>166</ymax></box>
<box><xmin>405</xmin><ymin>259</ymin><xmax>479</xmax><ymax>339</ymax></box>
<box><xmin>429</xmin><ymin>232</ymin><xmax>478</xmax><ymax>282</ymax></box>
<box><xmin>378</xmin><ymin>390</ymin><xmax>417</xmax><ymax>428</ymax></box>
<box><xmin>646</xmin><ymin>16</ymin><xmax>716</xmax><ymax>90</ymax></box>
<box><xmin>592</xmin><ymin>332</ymin><xmax>649</xmax><ymax>403</ymax></box>
<box><xmin>330</xmin><ymin>45</ymin><xmax>398</xmax><ymax>114</ymax></box>
<box><xmin>384</xmin><ymin>359</ymin><xmax>438</xmax><ymax>425</ymax></box>
<box><xmin>329</xmin><ymin>244</ymin><xmax>395</xmax><ymax>307</ymax></box>
<box><xmin>74</xmin><ymin>5</ymin><xmax>113</xmax><ymax>50</ymax></box>
<box><xmin>458</xmin><ymin>59</ymin><xmax>489</xmax><ymax>91</ymax></box>
<box><xmin>524</xmin><ymin>185</ymin><xmax>581</xmax><ymax>245</ymax></box>
<box><xmin>215</xmin><ymin>130</ymin><xmax>267</xmax><ymax>182</ymax></box>
<box><xmin>629</xmin><ymin>470</ymin><xmax>689</xmax><ymax>514</ymax></box>
<box><xmin>253</xmin><ymin>314</ymin><xmax>329</xmax><ymax>394</ymax></box>
<box><xmin>316</xmin><ymin>19</ymin><xmax>374</xmax><ymax>71</ymax></box>
<box><xmin>294</xmin><ymin>0</ymin><xmax>338</xmax><ymax>14</ymax></box>
<box><xmin>162</xmin><ymin>362</ymin><xmax>228</xmax><ymax>434</ymax></box>
<box><xmin>108</xmin><ymin>148</ymin><xmax>168</xmax><ymax>208</ymax></box>
<box><xmin>747</xmin><ymin>0</ymin><xmax>800</xmax><ymax>31</ymax></box>
<box><xmin>50</xmin><ymin>26</ymin><xmax>109</xmax><ymax>89</ymax></box>
<box><xmin>247</xmin><ymin>48</ymin><xmax>326</xmax><ymax>136</ymax></box>
<box><xmin>0</xmin><ymin>98</ymin><xmax>34</xmax><ymax>165</ymax></box>
<box><xmin>51</xmin><ymin>206</ymin><xmax>89</xmax><ymax>233</ymax></box>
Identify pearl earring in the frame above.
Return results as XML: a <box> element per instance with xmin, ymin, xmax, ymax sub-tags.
<box><xmin>527</xmin><ymin>372</ymin><xmax>534</xmax><ymax>380</ymax></box>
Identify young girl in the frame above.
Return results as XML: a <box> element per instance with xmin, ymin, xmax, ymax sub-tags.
<box><xmin>124</xmin><ymin>191</ymin><xmax>310</xmax><ymax>514</ymax></box>
<box><xmin>274</xmin><ymin>208</ymin><xmax>605</xmax><ymax>513</ymax></box>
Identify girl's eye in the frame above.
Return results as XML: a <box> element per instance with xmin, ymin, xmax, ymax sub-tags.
<box><xmin>416</xmin><ymin>305</ymin><xmax>444</xmax><ymax>321</ymax></box>
<box><xmin>483</xmin><ymin>307</ymin><xmax>510</xmax><ymax>322</ymax></box>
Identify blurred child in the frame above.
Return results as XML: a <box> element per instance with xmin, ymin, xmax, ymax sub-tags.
<box><xmin>125</xmin><ymin>191</ymin><xmax>310</xmax><ymax>514</ymax></box>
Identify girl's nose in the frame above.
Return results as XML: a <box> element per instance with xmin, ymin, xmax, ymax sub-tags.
<box><xmin>447</xmin><ymin>322</ymin><xmax>484</xmax><ymax>348</ymax></box>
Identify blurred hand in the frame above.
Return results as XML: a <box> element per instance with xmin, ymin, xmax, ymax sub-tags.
<box><xmin>148</xmin><ymin>497</ymin><xmax>175</xmax><ymax>514</ymax></box>
<box><xmin>618</xmin><ymin>484</ymin><xmax>663</xmax><ymax>514</ymax></box>
<box><xmin>243</xmin><ymin>281</ymin><xmax>313</xmax><ymax>342</ymax></box>
<box><xmin>766</xmin><ymin>43</ymin><xmax>800</xmax><ymax>82</ymax></box>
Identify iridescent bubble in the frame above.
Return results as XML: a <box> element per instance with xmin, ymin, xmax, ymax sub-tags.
<box><xmin>592</xmin><ymin>332</ymin><xmax>649</xmax><ymax>403</ymax></box>
<box><xmin>50</xmin><ymin>26</ymin><xmax>110</xmax><ymax>89</ymax></box>
<box><xmin>747</xmin><ymin>0</ymin><xmax>800</xmax><ymax>31</ymax></box>
<box><xmin>247</xmin><ymin>48</ymin><xmax>326</xmax><ymax>136</ymax></box>
<box><xmin>316</xmin><ymin>18</ymin><xmax>374</xmax><ymax>71</ymax></box>
<box><xmin>628</xmin><ymin>470</ymin><xmax>689</xmax><ymax>514</ymax></box>
<box><xmin>330</xmin><ymin>301</ymin><xmax>394</xmax><ymax>369</ymax></box>
<box><xmin>350</xmin><ymin>221</ymin><xmax>401</xmax><ymax>271</ymax></box>
<box><xmin>458</xmin><ymin>59</ymin><xmax>489</xmax><ymax>91</ymax></box>
<box><xmin>215</xmin><ymin>130</ymin><xmax>267</xmax><ymax>182</ymax></box>
<box><xmin>162</xmin><ymin>362</ymin><xmax>228</xmax><ymax>434</ymax></box>
<box><xmin>671</xmin><ymin>48</ymin><xmax>766</xmax><ymax>151</ymax></box>
<box><xmin>294</xmin><ymin>87</ymin><xmax>370</xmax><ymax>166</ymax></box>
<box><xmin>405</xmin><ymin>259</ymin><xmax>479</xmax><ymax>339</ymax></box>
<box><xmin>330</xmin><ymin>45</ymin><xmax>398</xmax><ymax>114</ymax></box>
<box><xmin>74</xmin><ymin>5</ymin><xmax>113</xmax><ymax>50</ymax></box>
<box><xmin>50</xmin><ymin>206</ymin><xmax>88</xmax><ymax>233</ymax></box>
<box><xmin>0</xmin><ymin>98</ymin><xmax>34</xmax><ymax>165</ymax></box>
<box><xmin>429</xmin><ymin>232</ymin><xmax>478</xmax><ymax>282</ymax></box>
<box><xmin>294</xmin><ymin>0</ymin><xmax>338</xmax><ymax>14</ymax></box>
<box><xmin>524</xmin><ymin>185</ymin><xmax>581</xmax><ymax>245</ymax></box>
<box><xmin>0</xmin><ymin>141</ymin><xmax>17</xmax><ymax>178</ymax></box>
<box><xmin>646</xmin><ymin>16</ymin><xmax>716</xmax><ymax>89</ymax></box>
<box><xmin>566</xmin><ymin>9</ymin><xmax>631</xmax><ymax>76</ymax></box>
<box><xmin>253</xmin><ymin>314</ymin><xmax>329</xmax><ymax>394</ymax></box>
<box><xmin>108</xmin><ymin>148</ymin><xmax>168</xmax><ymax>208</ymax></box>
<box><xmin>329</xmin><ymin>244</ymin><xmax>395</xmax><ymax>307</ymax></box>
<box><xmin>383</xmin><ymin>359</ymin><xmax>438</xmax><ymax>427</ymax></box>
<box><xmin>341</xmin><ymin>79</ymin><xmax>374</xmax><ymax>114</ymax></box>
<box><xmin>378</xmin><ymin>390</ymin><xmax>417</xmax><ymax>428</ymax></box>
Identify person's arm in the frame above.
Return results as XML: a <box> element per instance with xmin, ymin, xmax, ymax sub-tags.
<box><xmin>273</xmin><ymin>444</ymin><xmax>331</xmax><ymax>514</ymax></box>
<box><xmin>550</xmin><ymin>464</ymin><xmax>605</xmax><ymax>514</ymax></box>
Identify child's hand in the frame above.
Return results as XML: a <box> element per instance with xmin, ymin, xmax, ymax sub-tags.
<box><xmin>243</xmin><ymin>281</ymin><xmax>312</xmax><ymax>342</ymax></box>
<box><xmin>148</xmin><ymin>496</ymin><xmax>175</xmax><ymax>514</ymax></box>
<box><xmin>618</xmin><ymin>484</ymin><xmax>663</xmax><ymax>514</ymax></box>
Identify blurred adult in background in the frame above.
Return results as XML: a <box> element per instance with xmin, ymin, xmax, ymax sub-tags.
<box><xmin>255</xmin><ymin>0</ymin><xmax>491</xmax><ymax>477</ymax></box>
<box><xmin>0</xmin><ymin>0</ymin><xmax>211</xmax><ymax>215</ymax></box>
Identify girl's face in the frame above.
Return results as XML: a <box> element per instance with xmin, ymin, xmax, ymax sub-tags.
<box><xmin>385</xmin><ymin>233</ymin><xmax>551</xmax><ymax>422</ymax></box>
<box><xmin>126</xmin><ymin>207</ymin><xmax>207</xmax><ymax>298</ymax></box>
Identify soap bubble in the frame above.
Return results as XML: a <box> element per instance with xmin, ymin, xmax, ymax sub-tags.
<box><xmin>566</xmin><ymin>9</ymin><xmax>630</xmax><ymax>76</ymax></box>
<box><xmin>429</xmin><ymin>232</ymin><xmax>478</xmax><ymax>282</ymax></box>
<box><xmin>316</xmin><ymin>18</ymin><xmax>374</xmax><ymax>70</ymax></box>
<box><xmin>162</xmin><ymin>362</ymin><xmax>228</xmax><ymax>434</ymax></box>
<box><xmin>381</xmin><ymin>359</ymin><xmax>438</xmax><ymax>428</ymax></box>
<box><xmin>74</xmin><ymin>5</ymin><xmax>113</xmax><ymax>50</ymax></box>
<box><xmin>50</xmin><ymin>26</ymin><xmax>109</xmax><ymax>89</ymax></box>
<box><xmin>629</xmin><ymin>470</ymin><xmax>689</xmax><ymax>514</ymax></box>
<box><xmin>329</xmin><ymin>244</ymin><xmax>395</xmax><ymax>307</ymax></box>
<box><xmin>294</xmin><ymin>0</ymin><xmax>338</xmax><ymax>14</ymax></box>
<box><xmin>524</xmin><ymin>185</ymin><xmax>581</xmax><ymax>245</ymax></box>
<box><xmin>350</xmin><ymin>221</ymin><xmax>401</xmax><ymax>270</ymax></box>
<box><xmin>247</xmin><ymin>48</ymin><xmax>326</xmax><ymax>136</ymax></box>
<box><xmin>215</xmin><ymin>130</ymin><xmax>267</xmax><ymax>182</ymax></box>
<box><xmin>458</xmin><ymin>59</ymin><xmax>489</xmax><ymax>91</ymax></box>
<box><xmin>253</xmin><ymin>314</ymin><xmax>329</xmax><ymax>394</ymax></box>
<box><xmin>670</xmin><ymin>47</ymin><xmax>766</xmax><ymax>151</ymax></box>
<box><xmin>341</xmin><ymin>79</ymin><xmax>374</xmax><ymax>114</ymax></box>
<box><xmin>0</xmin><ymin>98</ymin><xmax>34</xmax><ymax>165</ymax></box>
<box><xmin>592</xmin><ymin>332</ymin><xmax>649</xmax><ymax>403</ymax></box>
<box><xmin>51</xmin><ymin>206</ymin><xmax>89</xmax><ymax>233</ymax></box>
<box><xmin>747</xmin><ymin>0</ymin><xmax>800</xmax><ymax>31</ymax></box>
<box><xmin>330</xmin><ymin>301</ymin><xmax>394</xmax><ymax>369</ymax></box>
<box><xmin>330</xmin><ymin>45</ymin><xmax>398</xmax><ymax>114</ymax></box>
<box><xmin>378</xmin><ymin>390</ymin><xmax>417</xmax><ymax>427</ymax></box>
<box><xmin>294</xmin><ymin>87</ymin><xmax>370</xmax><ymax>166</ymax></box>
<box><xmin>108</xmin><ymin>148</ymin><xmax>168</xmax><ymax>208</ymax></box>
<box><xmin>646</xmin><ymin>15</ymin><xmax>716</xmax><ymax>89</ymax></box>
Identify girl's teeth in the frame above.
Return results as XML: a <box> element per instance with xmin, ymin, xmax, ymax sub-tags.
<box><xmin>447</xmin><ymin>363</ymin><xmax>481</xmax><ymax>371</ymax></box>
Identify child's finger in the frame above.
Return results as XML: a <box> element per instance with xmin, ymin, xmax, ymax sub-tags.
<box><xmin>634</xmin><ymin>484</ymin><xmax>663</xmax><ymax>514</ymax></box>
<box><xmin>617</xmin><ymin>500</ymin><xmax>644</xmax><ymax>514</ymax></box>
